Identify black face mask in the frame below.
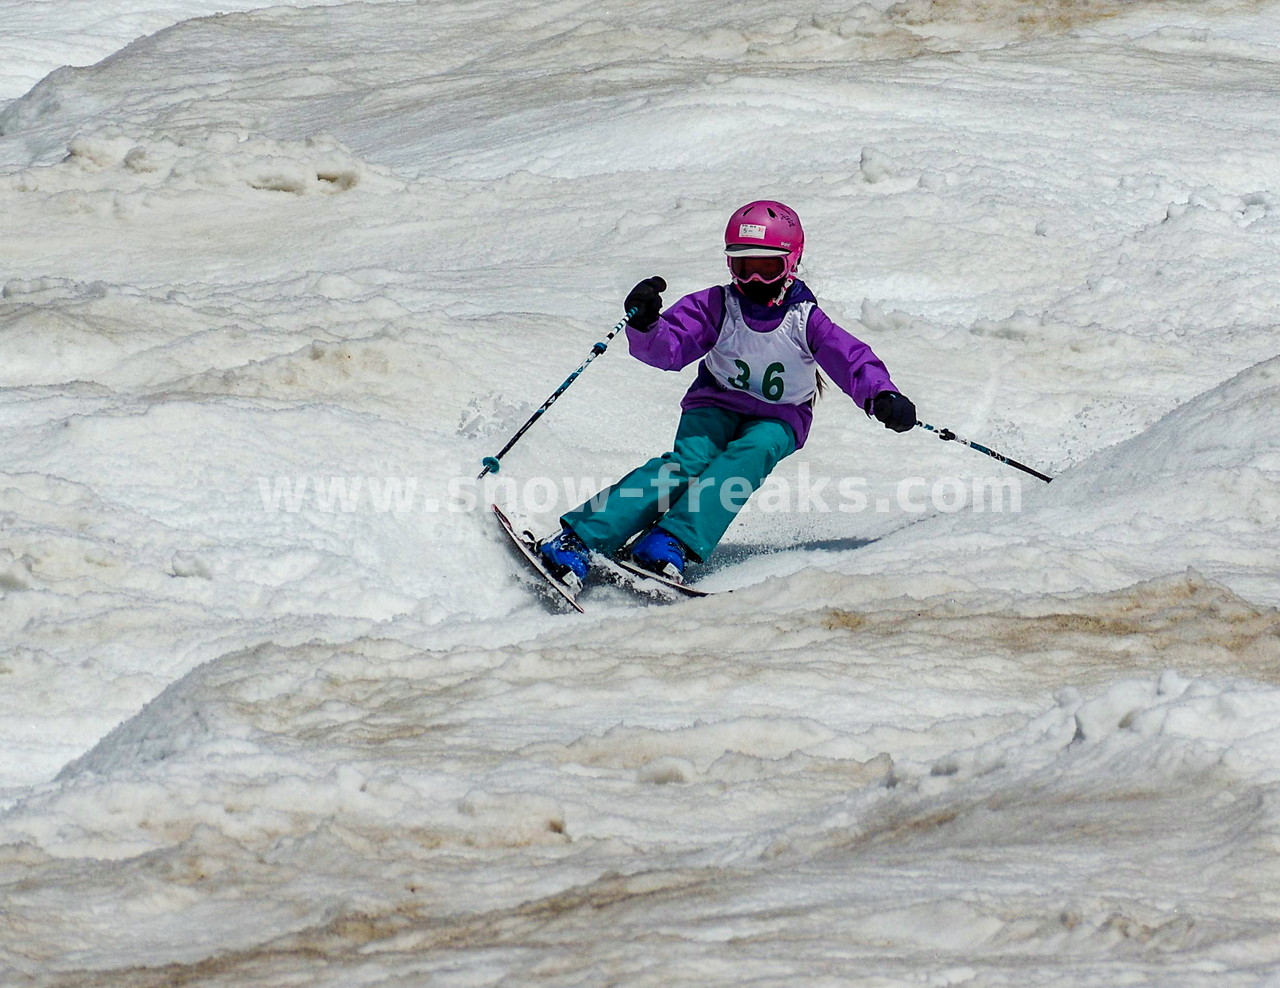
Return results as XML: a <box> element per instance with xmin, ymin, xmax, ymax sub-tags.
<box><xmin>736</xmin><ymin>279</ymin><xmax>785</xmax><ymax>306</ymax></box>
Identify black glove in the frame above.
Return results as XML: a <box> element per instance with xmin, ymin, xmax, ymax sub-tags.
<box><xmin>870</xmin><ymin>391</ymin><xmax>917</xmax><ymax>433</ymax></box>
<box><xmin>624</xmin><ymin>276</ymin><xmax>666</xmax><ymax>330</ymax></box>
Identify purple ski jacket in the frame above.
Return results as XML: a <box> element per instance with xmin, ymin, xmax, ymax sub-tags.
<box><xmin>625</xmin><ymin>280</ymin><xmax>896</xmax><ymax>449</ymax></box>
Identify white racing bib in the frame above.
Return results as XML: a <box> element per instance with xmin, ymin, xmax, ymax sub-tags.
<box><xmin>703</xmin><ymin>291</ymin><xmax>818</xmax><ymax>405</ymax></box>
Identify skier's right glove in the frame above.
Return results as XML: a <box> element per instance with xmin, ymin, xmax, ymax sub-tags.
<box><xmin>870</xmin><ymin>391</ymin><xmax>917</xmax><ymax>433</ymax></box>
<box><xmin>624</xmin><ymin>277</ymin><xmax>666</xmax><ymax>330</ymax></box>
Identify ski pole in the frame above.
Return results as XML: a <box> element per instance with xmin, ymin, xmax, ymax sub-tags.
<box><xmin>916</xmin><ymin>421</ymin><xmax>1053</xmax><ymax>483</ymax></box>
<box><xmin>477</xmin><ymin>280</ymin><xmax>665</xmax><ymax>479</ymax></box>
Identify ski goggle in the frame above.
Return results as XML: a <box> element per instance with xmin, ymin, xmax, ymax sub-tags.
<box><xmin>728</xmin><ymin>254</ymin><xmax>787</xmax><ymax>284</ymax></box>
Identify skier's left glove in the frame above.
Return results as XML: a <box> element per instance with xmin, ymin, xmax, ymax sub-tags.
<box><xmin>624</xmin><ymin>277</ymin><xmax>666</xmax><ymax>330</ymax></box>
<box><xmin>869</xmin><ymin>391</ymin><xmax>917</xmax><ymax>433</ymax></box>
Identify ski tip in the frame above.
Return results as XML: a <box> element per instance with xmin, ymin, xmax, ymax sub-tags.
<box><xmin>492</xmin><ymin>503</ymin><xmax>586</xmax><ymax>613</ymax></box>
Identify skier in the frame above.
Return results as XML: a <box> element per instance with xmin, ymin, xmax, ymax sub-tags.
<box><xmin>539</xmin><ymin>199</ymin><xmax>917</xmax><ymax>587</ymax></box>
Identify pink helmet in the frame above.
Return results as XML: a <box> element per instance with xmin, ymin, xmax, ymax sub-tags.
<box><xmin>724</xmin><ymin>200</ymin><xmax>804</xmax><ymax>288</ymax></box>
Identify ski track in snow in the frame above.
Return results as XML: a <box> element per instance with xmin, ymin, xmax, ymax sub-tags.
<box><xmin>2</xmin><ymin>0</ymin><xmax>1280</xmax><ymax>984</ymax></box>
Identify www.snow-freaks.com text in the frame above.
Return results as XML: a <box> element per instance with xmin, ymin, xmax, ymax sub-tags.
<box><xmin>256</xmin><ymin>467</ymin><xmax>1023</xmax><ymax>516</ymax></box>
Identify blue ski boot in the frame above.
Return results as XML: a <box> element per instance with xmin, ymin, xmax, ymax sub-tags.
<box><xmin>538</xmin><ymin>527</ymin><xmax>590</xmax><ymax>589</ymax></box>
<box><xmin>629</xmin><ymin>527</ymin><xmax>689</xmax><ymax>581</ymax></box>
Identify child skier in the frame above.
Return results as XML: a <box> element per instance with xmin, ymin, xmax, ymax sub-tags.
<box><xmin>539</xmin><ymin>199</ymin><xmax>916</xmax><ymax>586</ymax></box>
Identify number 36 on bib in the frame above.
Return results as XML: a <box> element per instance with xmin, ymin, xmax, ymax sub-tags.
<box><xmin>704</xmin><ymin>294</ymin><xmax>818</xmax><ymax>405</ymax></box>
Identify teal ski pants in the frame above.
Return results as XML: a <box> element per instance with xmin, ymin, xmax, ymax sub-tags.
<box><xmin>562</xmin><ymin>406</ymin><xmax>796</xmax><ymax>562</ymax></box>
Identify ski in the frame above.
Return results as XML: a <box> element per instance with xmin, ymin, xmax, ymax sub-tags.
<box><xmin>494</xmin><ymin>504</ymin><xmax>715</xmax><ymax>609</ymax></box>
<box><xmin>605</xmin><ymin>554</ymin><xmax>715</xmax><ymax>599</ymax></box>
<box><xmin>492</xmin><ymin>504</ymin><xmax>585</xmax><ymax>613</ymax></box>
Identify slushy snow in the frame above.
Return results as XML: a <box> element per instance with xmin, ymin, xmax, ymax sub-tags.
<box><xmin>2</xmin><ymin>0</ymin><xmax>1280</xmax><ymax>985</ymax></box>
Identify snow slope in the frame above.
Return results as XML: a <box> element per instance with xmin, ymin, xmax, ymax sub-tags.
<box><xmin>0</xmin><ymin>0</ymin><xmax>421</xmax><ymax>103</ymax></box>
<box><xmin>2</xmin><ymin>0</ymin><xmax>1280</xmax><ymax>985</ymax></box>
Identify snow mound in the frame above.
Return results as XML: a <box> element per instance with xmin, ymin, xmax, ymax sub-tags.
<box><xmin>13</xmin><ymin>570</ymin><xmax>1278</xmax><ymax>974</ymax></box>
<box><xmin>7</xmin><ymin>130</ymin><xmax>395</xmax><ymax>198</ymax></box>
<box><xmin>843</xmin><ymin>354</ymin><xmax>1280</xmax><ymax>603</ymax></box>
<box><xmin>1053</xmin><ymin>355</ymin><xmax>1280</xmax><ymax>514</ymax></box>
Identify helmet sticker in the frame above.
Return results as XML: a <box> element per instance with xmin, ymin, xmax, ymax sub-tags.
<box><xmin>738</xmin><ymin>223</ymin><xmax>767</xmax><ymax>239</ymax></box>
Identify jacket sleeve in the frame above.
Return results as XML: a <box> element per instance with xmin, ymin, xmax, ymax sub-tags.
<box><xmin>625</xmin><ymin>286</ymin><xmax>724</xmax><ymax>371</ymax></box>
<box><xmin>807</xmin><ymin>306</ymin><xmax>897</xmax><ymax>414</ymax></box>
